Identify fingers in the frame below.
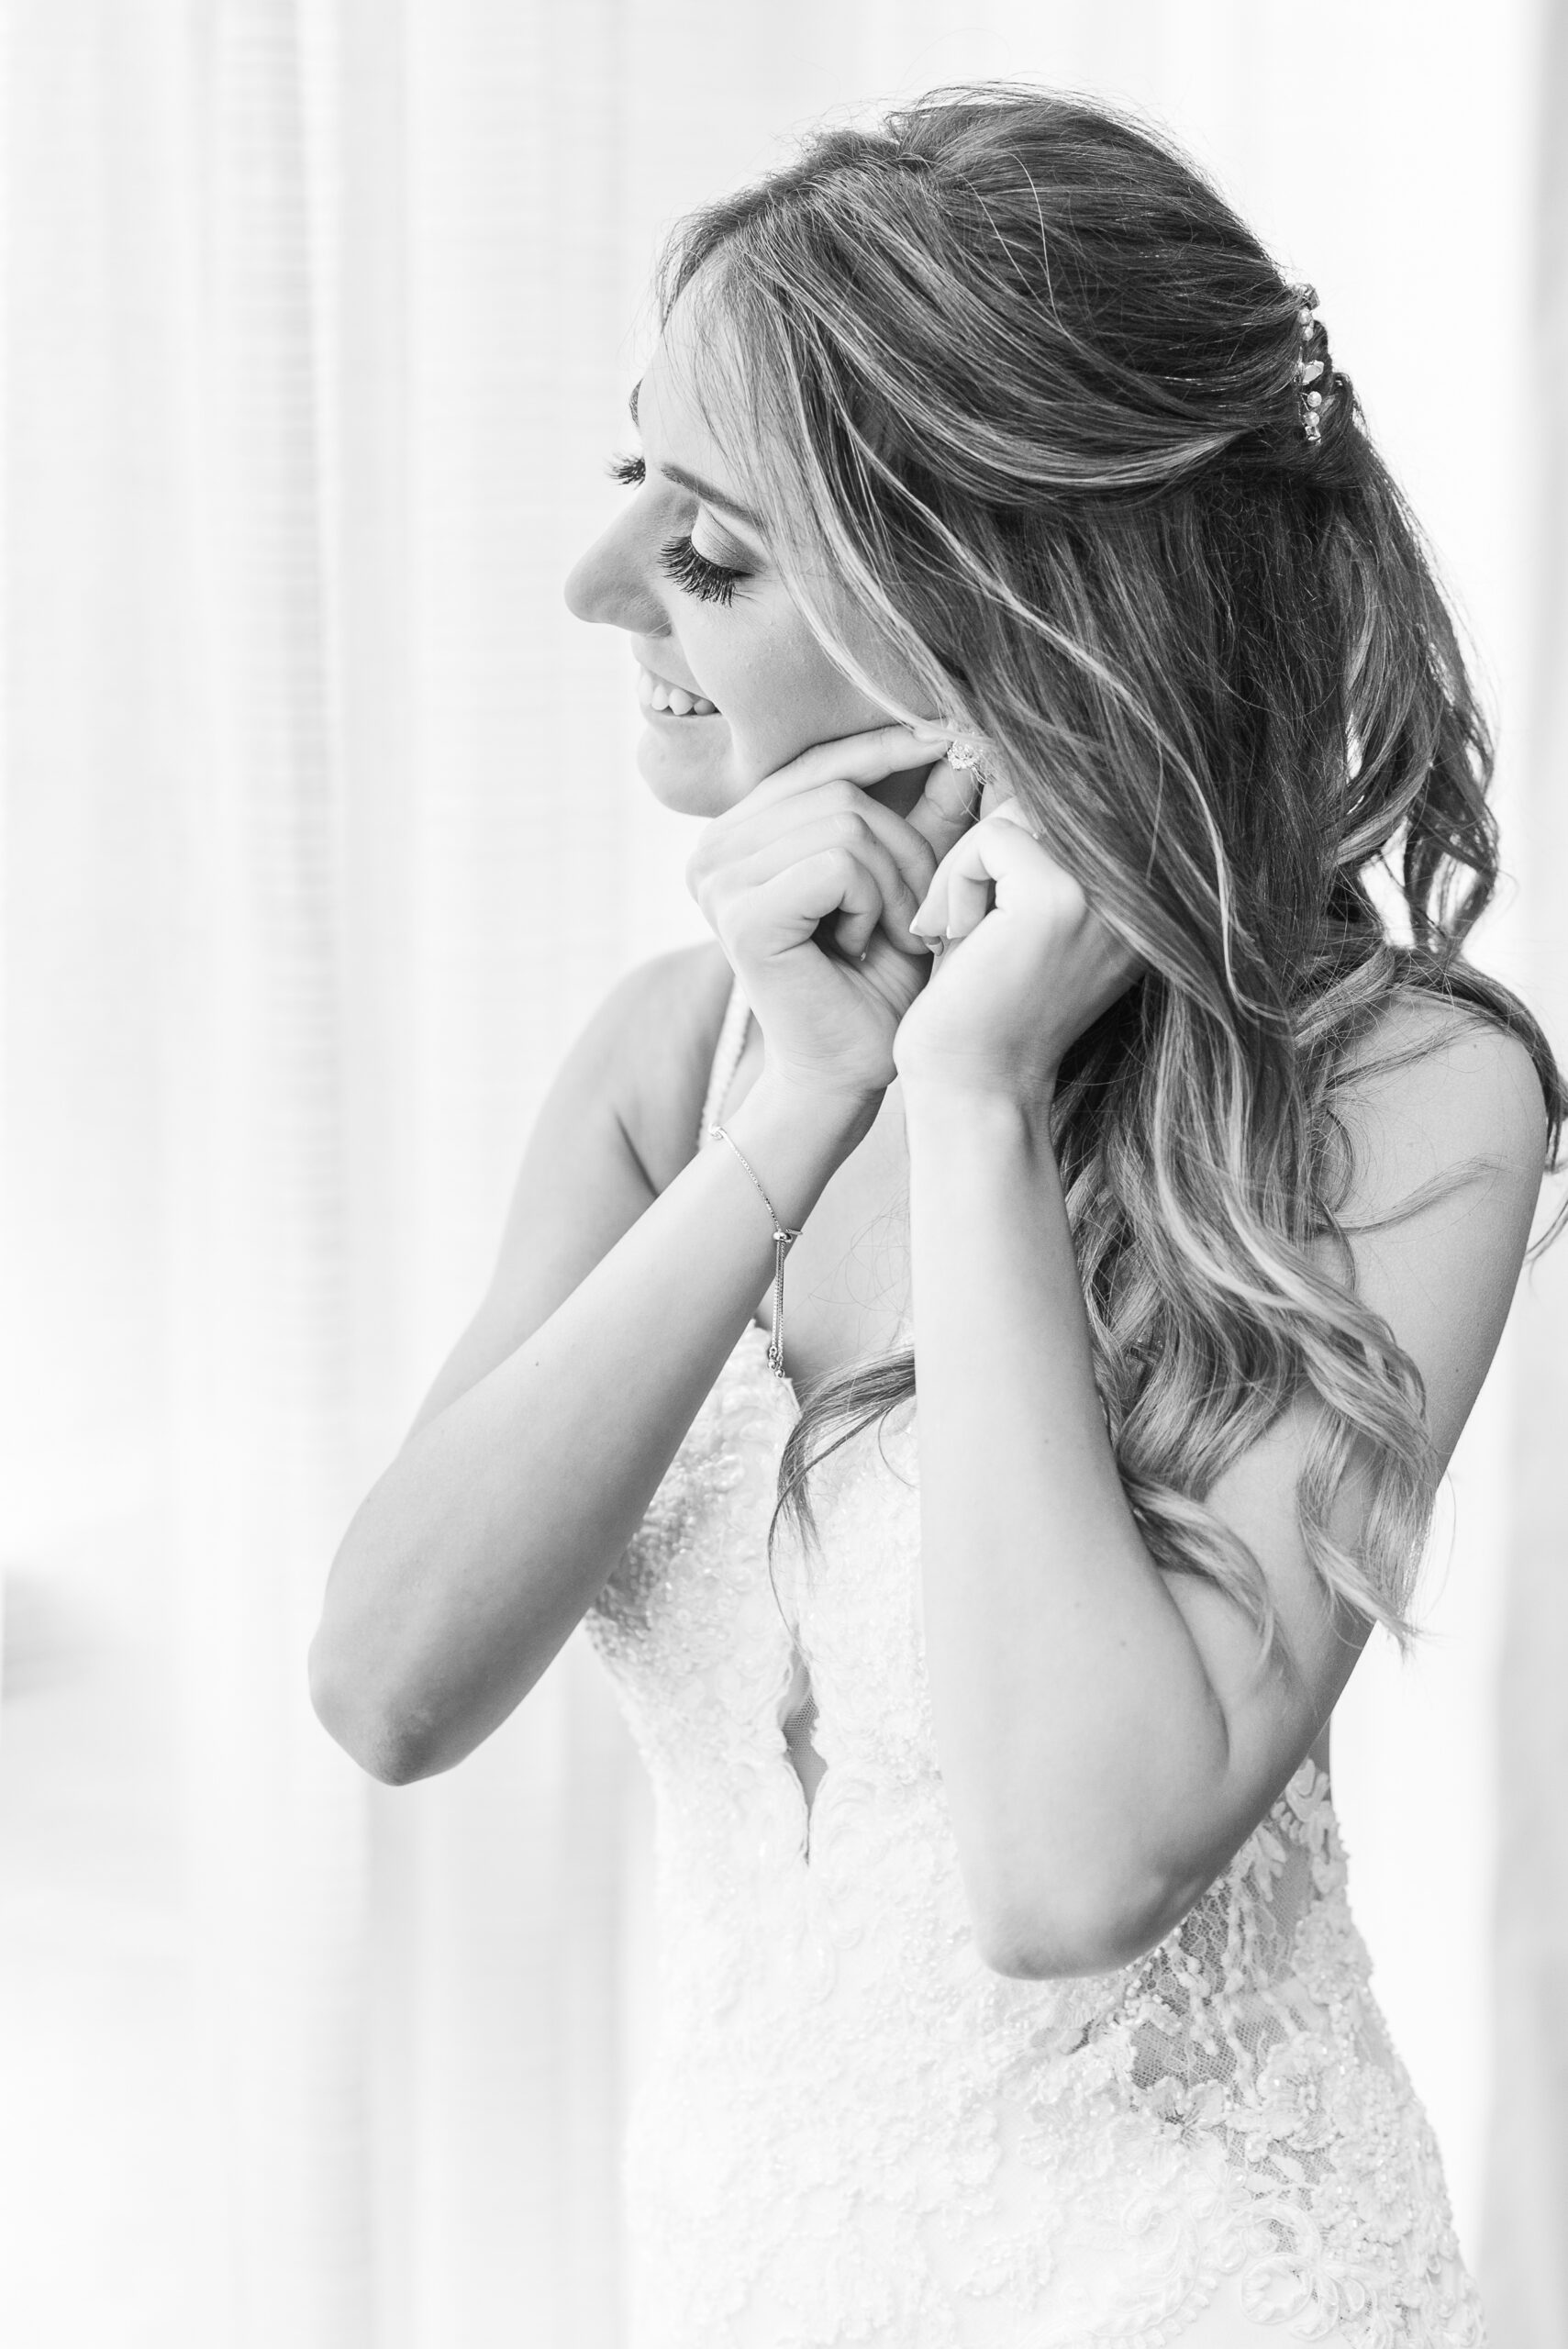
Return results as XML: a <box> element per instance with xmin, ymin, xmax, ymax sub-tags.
<box><xmin>686</xmin><ymin>720</ymin><xmax>980</xmax><ymax>968</ymax></box>
<box><xmin>911</xmin><ymin>803</ymin><xmax>1056</xmax><ymax>942</ymax></box>
<box><xmin>905</xmin><ymin>753</ymin><xmax>984</xmax><ymax>864</ymax></box>
<box><xmin>827</xmin><ymin>792</ymin><xmax>939</xmax><ymax>932</ymax></box>
<box><xmin>692</xmin><ymin>773</ymin><xmax>941</xmax><ymax>958</ymax></box>
<box><xmin>754</xmin><ymin>722</ymin><xmax>952</xmax><ymax>804</ymax></box>
<box><xmin>730</xmin><ymin>815</ymin><xmax>928</xmax><ymax>960</ymax></box>
<box><xmin>729</xmin><ymin>851</ymin><xmax>887</xmax><ymax>967</ymax></box>
<box><xmin>737</xmin><ymin>729</ymin><xmax>950</xmax><ymax>893</ymax></box>
<box><xmin>944</xmin><ymin>863</ymin><xmax>994</xmax><ymax>941</ymax></box>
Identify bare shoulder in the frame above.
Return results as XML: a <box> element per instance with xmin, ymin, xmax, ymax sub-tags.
<box><xmin>605</xmin><ymin>939</ymin><xmax>736</xmax><ymax>1194</ymax></box>
<box><xmin>1326</xmin><ymin>985</ymin><xmax>1551</xmax><ymax>1461</ymax></box>
<box><xmin>400</xmin><ymin>940</ymin><xmax>732</xmax><ymax>1439</ymax></box>
<box><xmin>1182</xmin><ymin>986</ymin><xmax>1553</xmax><ymax>1802</ymax></box>
<box><xmin>1331</xmin><ymin>985</ymin><xmax>1550</xmax><ymax>1221</ymax></box>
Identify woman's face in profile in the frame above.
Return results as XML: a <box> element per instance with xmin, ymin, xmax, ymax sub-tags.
<box><xmin>564</xmin><ymin>293</ymin><xmax>935</xmax><ymax>818</ymax></box>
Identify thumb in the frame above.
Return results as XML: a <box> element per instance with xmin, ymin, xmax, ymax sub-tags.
<box><xmin>906</xmin><ymin>754</ymin><xmax>984</xmax><ymax>863</ymax></box>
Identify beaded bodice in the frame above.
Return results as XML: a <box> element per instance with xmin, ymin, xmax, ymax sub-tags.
<box><xmin>582</xmin><ymin>978</ymin><xmax>1485</xmax><ymax>2349</ymax></box>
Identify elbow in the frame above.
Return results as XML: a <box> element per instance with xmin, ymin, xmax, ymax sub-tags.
<box><xmin>307</xmin><ymin>1634</ymin><xmax>445</xmax><ymax>1787</ymax></box>
<box><xmin>971</xmin><ymin>1866</ymin><xmax>1195</xmax><ymax>1983</ymax></box>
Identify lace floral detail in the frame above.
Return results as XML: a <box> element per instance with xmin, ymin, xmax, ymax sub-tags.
<box><xmin>584</xmin><ymin>1320</ymin><xmax>1486</xmax><ymax>2348</ymax></box>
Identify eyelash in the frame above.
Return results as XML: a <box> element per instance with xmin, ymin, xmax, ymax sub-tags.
<box><xmin>658</xmin><ymin>536</ymin><xmax>743</xmax><ymax>607</ymax></box>
<box><xmin>606</xmin><ymin>450</ymin><xmax>748</xmax><ymax>608</ymax></box>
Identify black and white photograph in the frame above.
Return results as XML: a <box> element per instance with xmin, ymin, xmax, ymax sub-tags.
<box><xmin>3</xmin><ymin>5</ymin><xmax>1566</xmax><ymax>2344</ymax></box>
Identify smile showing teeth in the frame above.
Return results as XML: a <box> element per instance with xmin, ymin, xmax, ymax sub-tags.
<box><xmin>638</xmin><ymin>664</ymin><xmax>718</xmax><ymax>719</ymax></box>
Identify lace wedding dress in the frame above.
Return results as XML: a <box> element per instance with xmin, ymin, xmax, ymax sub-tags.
<box><xmin>584</xmin><ymin>977</ymin><xmax>1485</xmax><ymax>2348</ymax></box>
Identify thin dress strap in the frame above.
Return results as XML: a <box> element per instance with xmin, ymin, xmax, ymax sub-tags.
<box><xmin>696</xmin><ymin>972</ymin><xmax>751</xmax><ymax>1152</ymax></box>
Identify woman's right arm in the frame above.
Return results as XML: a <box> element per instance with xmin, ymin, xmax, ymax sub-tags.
<box><xmin>308</xmin><ymin>952</ymin><xmax>877</xmax><ymax>1786</ymax></box>
<box><xmin>309</xmin><ymin>721</ymin><xmax>970</xmax><ymax>1785</ymax></box>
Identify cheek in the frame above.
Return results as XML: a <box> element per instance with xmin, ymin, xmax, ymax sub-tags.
<box><xmin>691</xmin><ymin>611</ymin><xmax>896</xmax><ymax>786</ymax></box>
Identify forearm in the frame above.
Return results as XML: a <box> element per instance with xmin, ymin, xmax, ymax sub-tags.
<box><xmin>314</xmin><ymin>1075</ymin><xmax>874</xmax><ymax>1782</ymax></box>
<box><xmin>903</xmin><ymin>1084</ymin><xmax>1230</xmax><ymax>1972</ymax></box>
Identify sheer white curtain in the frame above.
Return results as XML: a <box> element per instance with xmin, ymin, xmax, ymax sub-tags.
<box><xmin>1483</xmin><ymin>0</ymin><xmax>1568</xmax><ymax>2334</ymax></box>
<box><xmin>1</xmin><ymin>4</ymin><xmax>1562</xmax><ymax>2343</ymax></box>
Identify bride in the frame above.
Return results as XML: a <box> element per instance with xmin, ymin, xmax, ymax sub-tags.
<box><xmin>311</xmin><ymin>85</ymin><xmax>1560</xmax><ymax>2346</ymax></box>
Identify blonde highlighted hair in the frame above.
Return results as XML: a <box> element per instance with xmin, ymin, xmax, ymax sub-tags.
<box><xmin>661</xmin><ymin>86</ymin><xmax>1563</xmax><ymax>1651</ymax></box>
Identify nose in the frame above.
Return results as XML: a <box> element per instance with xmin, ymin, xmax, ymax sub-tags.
<box><xmin>563</xmin><ymin>508</ymin><xmax>669</xmax><ymax>638</ymax></box>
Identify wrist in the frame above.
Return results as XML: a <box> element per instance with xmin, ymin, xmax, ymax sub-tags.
<box><xmin>745</xmin><ymin>1065</ymin><xmax>884</xmax><ymax>1135</ymax></box>
<box><xmin>720</xmin><ymin>1073</ymin><xmax>880</xmax><ymax>1230</ymax></box>
<box><xmin>899</xmin><ymin>1075</ymin><xmax>1059</xmax><ymax>1150</ymax></box>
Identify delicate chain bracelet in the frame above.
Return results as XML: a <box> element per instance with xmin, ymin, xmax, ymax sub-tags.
<box><xmin>708</xmin><ymin>1123</ymin><xmax>801</xmax><ymax>1380</ymax></box>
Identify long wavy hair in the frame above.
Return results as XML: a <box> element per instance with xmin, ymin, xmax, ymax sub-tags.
<box><xmin>661</xmin><ymin>86</ymin><xmax>1564</xmax><ymax>1653</ymax></box>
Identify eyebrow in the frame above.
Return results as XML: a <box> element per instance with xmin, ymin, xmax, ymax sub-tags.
<box><xmin>628</xmin><ymin>379</ymin><xmax>768</xmax><ymax>540</ymax></box>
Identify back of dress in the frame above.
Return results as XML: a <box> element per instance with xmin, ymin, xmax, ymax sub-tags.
<box><xmin>584</xmin><ymin>975</ymin><xmax>1485</xmax><ymax>2349</ymax></box>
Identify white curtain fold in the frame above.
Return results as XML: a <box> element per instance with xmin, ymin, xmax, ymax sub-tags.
<box><xmin>169</xmin><ymin>2</ymin><xmax>372</xmax><ymax>2338</ymax></box>
<box><xmin>1480</xmin><ymin>0</ymin><xmax>1568</xmax><ymax>2335</ymax></box>
<box><xmin>1</xmin><ymin>5</ymin><xmax>1562</xmax><ymax>2343</ymax></box>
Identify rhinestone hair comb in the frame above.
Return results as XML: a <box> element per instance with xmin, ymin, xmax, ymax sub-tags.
<box><xmin>1296</xmin><ymin>300</ymin><xmax>1328</xmax><ymax>446</ymax></box>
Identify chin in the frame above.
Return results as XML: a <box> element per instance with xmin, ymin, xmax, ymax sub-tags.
<box><xmin>636</xmin><ymin>718</ymin><xmax>744</xmax><ymax>817</ymax></box>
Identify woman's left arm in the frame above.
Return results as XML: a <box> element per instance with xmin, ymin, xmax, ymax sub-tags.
<box><xmin>898</xmin><ymin>804</ymin><xmax>1549</xmax><ymax>1980</ymax></box>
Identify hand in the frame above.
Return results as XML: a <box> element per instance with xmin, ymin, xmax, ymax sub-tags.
<box><xmin>895</xmin><ymin>792</ymin><xmax>1143</xmax><ymax>1108</ymax></box>
<box><xmin>685</xmin><ymin>725</ymin><xmax>982</xmax><ymax>1103</ymax></box>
